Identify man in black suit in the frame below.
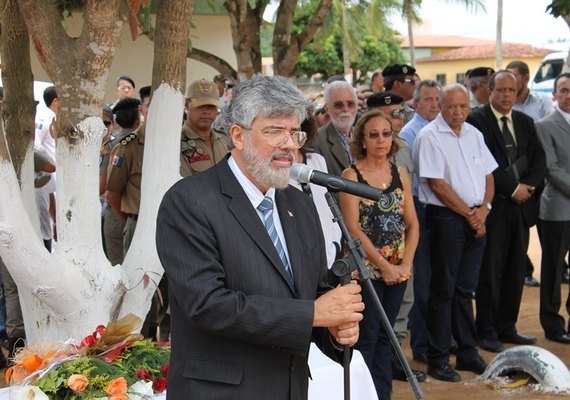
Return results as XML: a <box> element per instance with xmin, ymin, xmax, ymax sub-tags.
<box><xmin>156</xmin><ymin>75</ymin><xmax>364</xmax><ymax>400</ymax></box>
<box><xmin>310</xmin><ymin>80</ymin><xmax>358</xmax><ymax>178</ymax></box>
<box><xmin>467</xmin><ymin>70</ymin><xmax>546</xmax><ymax>353</ymax></box>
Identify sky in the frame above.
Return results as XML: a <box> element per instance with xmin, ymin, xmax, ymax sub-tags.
<box><xmin>388</xmin><ymin>0</ymin><xmax>569</xmax><ymax>50</ymax></box>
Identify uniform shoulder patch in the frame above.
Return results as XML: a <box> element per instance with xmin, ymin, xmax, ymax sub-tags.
<box><xmin>121</xmin><ymin>133</ymin><xmax>138</xmax><ymax>146</ymax></box>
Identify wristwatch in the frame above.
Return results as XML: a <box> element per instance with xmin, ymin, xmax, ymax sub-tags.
<box><xmin>485</xmin><ymin>202</ymin><xmax>492</xmax><ymax>211</ymax></box>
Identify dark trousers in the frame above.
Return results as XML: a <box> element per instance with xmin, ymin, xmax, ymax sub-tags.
<box><xmin>539</xmin><ymin>219</ymin><xmax>570</xmax><ymax>335</ymax></box>
<box><xmin>476</xmin><ymin>204</ymin><xmax>527</xmax><ymax>340</ymax></box>
<box><xmin>426</xmin><ymin>205</ymin><xmax>485</xmax><ymax>366</ymax></box>
<box><xmin>409</xmin><ymin>197</ymin><xmax>431</xmax><ymax>358</ymax></box>
<box><xmin>357</xmin><ymin>279</ymin><xmax>406</xmax><ymax>400</ymax></box>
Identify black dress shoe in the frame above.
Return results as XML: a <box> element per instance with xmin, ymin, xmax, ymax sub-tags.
<box><xmin>479</xmin><ymin>338</ymin><xmax>505</xmax><ymax>353</ymax></box>
<box><xmin>545</xmin><ymin>332</ymin><xmax>570</xmax><ymax>344</ymax></box>
<box><xmin>499</xmin><ymin>332</ymin><xmax>537</xmax><ymax>345</ymax></box>
<box><xmin>427</xmin><ymin>363</ymin><xmax>461</xmax><ymax>382</ymax></box>
<box><xmin>392</xmin><ymin>360</ymin><xmax>427</xmax><ymax>382</ymax></box>
<box><xmin>524</xmin><ymin>276</ymin><xmax>540</xmax><ymax>287</ymax></box>
<box><xmin>456</xmin><ymin>355</ymin><xmax>487</xmax><ymax>375</ymax></box>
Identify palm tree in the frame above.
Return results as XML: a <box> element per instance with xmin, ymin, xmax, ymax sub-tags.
<box><xmin>496</xmin><ymin>0</ymin><xmax>503</xmax><ymax>69</ymax></box>
<box><xmin>403</xmin><ymin>0</ymin><xmax>486</xmax><ymax>66</ymax></box>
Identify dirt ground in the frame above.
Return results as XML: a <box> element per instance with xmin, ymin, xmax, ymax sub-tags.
<box><xmin>393</xmin><ymin>227</ymin><xmax>570</xmax><ymax>400</ymax></box>
<box><xmin>1</xmin><ymin>229</ymin><xmax>568</xmax><ymax>399</ymax></box>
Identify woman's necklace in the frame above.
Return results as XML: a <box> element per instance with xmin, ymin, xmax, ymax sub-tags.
<box><xmin>362</xmin><ymin>161</ymin><xmax>391</xmax><ymax>189</ymax></box>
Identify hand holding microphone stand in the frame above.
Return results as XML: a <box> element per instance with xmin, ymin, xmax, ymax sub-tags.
<box><xmin>290</xmin><ymin>164</ymin><xmax>423</xmax><ymax>400</ymax></box>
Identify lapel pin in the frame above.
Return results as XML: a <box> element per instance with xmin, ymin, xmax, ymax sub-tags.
<box><xmin>288</xmin><ymin>211</ymin><xmax>294</xmax><ymax>218</ymax></box>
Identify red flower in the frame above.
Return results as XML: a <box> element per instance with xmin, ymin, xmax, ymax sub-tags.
<box><xmin>153</xmin><ymin>377</ymin><xmax>167</xmax><ymax>393</ymax></box>
<box><xmin>136</xmin><ymin>368</ymin><xmax>151</xmax><ymax>381</ymax></box>
<box><xmin>161</xmin><ymin>364</ymin><xmax>169</xmax><ymax>379</ymax></box>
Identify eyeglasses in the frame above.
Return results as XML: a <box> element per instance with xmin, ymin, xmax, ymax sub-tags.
<box><xmin>332</xmin><ymin>100</ymin><xmax>357</xmax><ymax>110</ymax></box>
<box><xmin>103</xmin><ymin>120</ymin><xmax>112</xmax><ymax>127</ymax></box>
<box><xmin>389</xmin><ymin>108</ymin><xmax>405</xmax><ymax>119</ymax></box>
<box><xmin>364</xmin><ymin>130</ymin><xmax>393</xmax><ymax>139</ymax></box>
<box><xmin>118</xmin><ymin>85</ymin><xmax>133</xmax><ymax>91</ymax></box>
<box><xmin>245</xmin><ymin>127</ymin><xmax>308</xmax><ymax>149</ymax></box>
<box><xmin>401</xmin><ymin>78</ymin><xmax>416</xmax><ymax>85</ymax></box>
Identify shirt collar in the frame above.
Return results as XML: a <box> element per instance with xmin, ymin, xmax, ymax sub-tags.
<box><xmin>227</xmin><ymin>155</ymin><xmax>276</xmax><ymax>208</ymax></box>
<box><xmin>490</xmin><ymin>104</ymin><xmax>512</xmax><ymax>123</ymax></box>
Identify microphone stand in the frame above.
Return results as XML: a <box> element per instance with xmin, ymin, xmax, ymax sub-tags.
<box><xmin>325</xmin><ymin>192</ymin><xmax>424</xmax><ymax>400</ymax></box>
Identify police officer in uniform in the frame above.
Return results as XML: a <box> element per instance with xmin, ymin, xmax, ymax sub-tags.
<box><xmin>105</xmin><ymin>98</ymin><xmax>144</xmax><ymax>255</ymax></box>
<box><xmin>180</xmin><ymin>79</ymin><xmax>228</xmax><ymax>177</ymax></box>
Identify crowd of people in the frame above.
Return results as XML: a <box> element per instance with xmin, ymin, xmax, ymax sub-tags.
<box><xmin>0</xmin><ymin>59</ymin><xmax>569</xmax><ymax>400</ymax></box>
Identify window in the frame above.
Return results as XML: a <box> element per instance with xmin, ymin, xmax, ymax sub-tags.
<box><xmin>436</xmin><ymin>74</ymin><xmax>447</xmax><ymax>86</ymax></box>
<box><xmin>457</xmin><ymin>73</ymin><xmax>466</xmax><ymax>85</ymax></box>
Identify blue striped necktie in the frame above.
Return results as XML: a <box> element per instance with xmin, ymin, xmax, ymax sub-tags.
<box><xmin>257</xmin><ymin>196</ymin><xmax>295</xmax><ymax>285</ymax></box>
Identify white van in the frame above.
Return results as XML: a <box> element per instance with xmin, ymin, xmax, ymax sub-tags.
<box><xmin>530</xmin><ymin>52</ymin><xmax>567</xmax><ymax>94</ymax></box>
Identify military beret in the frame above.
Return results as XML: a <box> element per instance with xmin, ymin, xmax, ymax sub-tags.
<box><xmin>382</xmin><ymin>63</ymin><xmax>416</xmax><ymax>77</ymax></box>
<box><xmin>468</xmin><ymin>67</ymin><xmax>495</xmax><ymax>79</ymax></box>
<box><xmin>139</xmin><ymin>86</ymin><xmax>151</xmax><ymax>100</ymax></box>
<box><xmin>367</xmin><ymin>92</ymin><xmax>404</xmax><ymax>109</ymax></box>
<box><xmin>112</xmin><ymin>97</ymin><xmax>141</xmax><ymax>114</ymax></box>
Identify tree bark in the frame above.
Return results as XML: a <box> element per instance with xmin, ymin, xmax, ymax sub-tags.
<box><xmin>188</xmin><ymin>48</ymin><xmax>237</xmax><ymax>80</ymax></box>
<box><xmin>496</xmin><ymin>0</ymin><xmax>503</xmax><ymax>70</ymax></box>
<box><xmin>273</xmin><ymin>0</ymin><xmax>333</xmax><ymax>77</ymax></box>
<box><xmin>405</xmin><ymin>0</ymin><xmax>415</xmax><ymax>66</ymax></box>
<box><xmin>119</xmin><ymin>0</ymin><xmax>192</xmax><ymax>320</ymax></box>
<box><xmin>224</xmin><ymin>0</ymin><xmax>267</xmax><ymax>80</ymax></box>
<box><xmin>0</xmin><ymin>0</ymin><xmax>36</xmax><ymax>181</ymax></box>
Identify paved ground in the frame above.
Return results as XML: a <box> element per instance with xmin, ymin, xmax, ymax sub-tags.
<box><xmin>393</xmin><ymin>227</ymin><xmax>570</xmax><ymax>399</ymax></box>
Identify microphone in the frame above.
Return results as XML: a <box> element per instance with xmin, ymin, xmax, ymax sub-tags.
<box><xmin>290</xmin><ymin>163</ymin><xmax>382</xmax><ymax>201</ymax></box>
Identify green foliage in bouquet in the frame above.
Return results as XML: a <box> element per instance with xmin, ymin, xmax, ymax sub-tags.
<box><xmin>33</xmin><ymin>357</ymin><xmax>129</xmax><ymax>399</ymax></box>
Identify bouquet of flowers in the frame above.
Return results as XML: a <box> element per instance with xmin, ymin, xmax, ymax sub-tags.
<box><xmin>7</xmin><ymin>314</ymin><xmax>170</xmax><ymax>400</ymax></box>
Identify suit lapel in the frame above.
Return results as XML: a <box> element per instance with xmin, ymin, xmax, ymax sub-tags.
<box><xmin>553</xmin><ymin>109</ymin><xmax>570</xmax><ymax>133</ymax></box>
<box><xmin>511</xmin><ymin>111</ymin><xmax>528</xmax><ymax>152</ymax></box>
<box><xmin>218</xmin><ymin>160</ymin><xmax>297</xmax><ymax>294</ymax></box>
<box><xmin>275</xmin><ymin>190</ymin><xmax>302</xmax><ymax>296</ymax></box>
<box><xmin>484</xmin><ymin>105</ymin><xmax>510</xmax><ymax>164</ymax></box>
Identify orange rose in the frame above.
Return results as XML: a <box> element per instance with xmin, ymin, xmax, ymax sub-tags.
<box><xmin>109</xmin><ymin>396</ymin><xmax>128</xmax><ymax>400</ymax></box>
<box><xmin>67</xmin><ymin>374</ymin><xmax>88</xmax><ymax>393</ymax></box>
<box><xmin>104</xmin><ymin>377</ymin><xmax>128</xmax><ymax>396</ymax></box>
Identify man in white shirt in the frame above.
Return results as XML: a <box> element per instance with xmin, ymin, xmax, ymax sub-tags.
<box><xmin>414</xmin><ymin>83</ymin><xmax>497</xmax><ymax>382</ymax></box>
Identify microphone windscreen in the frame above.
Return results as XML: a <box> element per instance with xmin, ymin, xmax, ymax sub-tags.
<box><xmin>289</xmin><ymin>163</ymin><xmax>312</xmax><ymax>183</ymax></box>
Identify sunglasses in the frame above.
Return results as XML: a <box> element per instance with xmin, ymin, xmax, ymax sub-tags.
<box><xmin>332</xmin><ymin>100</ymin><xmax>357</xmax><ymax>110</ymax></box>
<box><xmin>103</xmin><ymin>120</ymin><xmax>112</xmax><ymax>127</ymax></box>
<box><xmin>364</xmin><ymin>130</ymin><xmax>393</xmax><ymax>139</ymax></box>
<box><xmin>401</xmin><ymin>78</ymin><xmax>416</xmax><ymax>85</ymax></box>
<box><xmin>389</xmin><ymin>108</ymin><xmax>405</xmax><ymax>119</ymax></box>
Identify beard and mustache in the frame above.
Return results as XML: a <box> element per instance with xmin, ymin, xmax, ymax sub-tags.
<box><xmin>243</xmin><ymin>132</ymin><xmax>294</xmax><ymax>190</ymax></box>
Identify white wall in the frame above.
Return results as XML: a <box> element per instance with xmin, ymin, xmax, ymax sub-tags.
<box><xmin>29</xmin><ymin>13</ymin><xmax>237</xmax><ymax>104</ymax></box>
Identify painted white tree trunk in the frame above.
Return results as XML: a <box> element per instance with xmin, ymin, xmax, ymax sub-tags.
<box><xmin>0</xmin><ymin>84</ymin><xmax>183</xmax><ymax>344</ymax></box>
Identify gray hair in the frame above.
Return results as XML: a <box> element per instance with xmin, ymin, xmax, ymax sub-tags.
<box><xmin>413</xmin><ymin>79</ymin><xmax>441</xmax><ymax>102</ymax></box>
<box><xmin>219</xmin><ymin>74</ymin><xmax>310</xmax><ymax>150</ymax></box>
<box><xmin>439</xmin><ymin>83</ymin><xmax>468</xmax><ymax>103</ymax></box>
<box><xmin>323</xmin><ymin>80</ymin><xmax>357</xmax><ymax>105</ymax></box>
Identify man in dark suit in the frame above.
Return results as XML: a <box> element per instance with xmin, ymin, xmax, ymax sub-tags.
<box><xmin>156</xmin><ymin>75</ymin><xmax>364</xmax><ymax>400</ymax></box>
<box><xmin>310</xmin><ymin>80</ymin><xmax>357</xmax><ymax>177</ymax></box>
<box><xmin>535</xmin><ymin>72</ymin><xmax>570</xmax><ymax>344</ymax></box>
<box><xmin>467</xmin><ymin>70</ymin><xmax>546</xmax><ymax>353</ymax></box>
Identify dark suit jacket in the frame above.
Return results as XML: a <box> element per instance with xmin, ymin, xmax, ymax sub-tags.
<box><xmin>467</xmin><ymin>105</ymin><xmax>546</xmax><ymax>227</ymax></box>
<box><xmin>310</xmin><ymin>122</ymin><xmax>351</xmax><ymax>177</ymax></box>
<box><xmin>156</xmin><ymin>157</ymin><xmax>341</xmax><ymax>400</ymax></box>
